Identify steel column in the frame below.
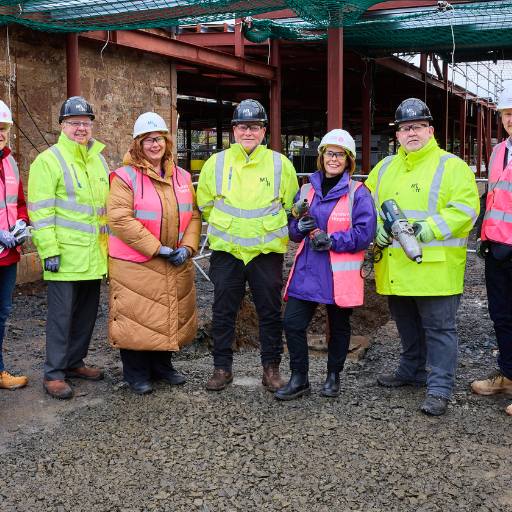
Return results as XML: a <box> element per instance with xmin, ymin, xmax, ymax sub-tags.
<box><xmin>327</xmin><ymin>28</ymin><xmax>343</xmax><ymax>131</ymax></box>
<box><xmin>217</xmin><ymin>100</ymin><xmax>223</xmax><ymax>151</ymax></box>
<box><xmin>476</xmin><ymin>105</ymin><xmax>482</xmax><ymax>178</ymax></box>
<box><xmin>486</xmin><ymin>106</ymin><xmax>492</xmax><ymax>172</ymax></box>
<box><xmin>66</xmin><ymin>33</ymin><xmax>80</xmax><ymax>98</ymax></box>
<box><xmin>498</xmin><ymin>112</ymin><xmax>502</xmax><ymax>142</ymax></box>
<box><xmin>440</xmin><ymin>61</ymin><xmax>449</xmax><ymax>151</ymax></box>
<box><xmin>270</xmin><ymin>39</ymin><xmax>281</xmax><ymax>152</ymax></box>
<box><xmin>362</xmin><ymin>64</ymin><xmax>371</xmax><ymax>174</ymax></box>
<box><xmin>186</xmin><ymin>118</ymin><xmax>192</xmax><ymax>170</ymax></box>
<box><xmin>459</xmin><ymin>99</ymin><xmax>466</xmax><ymax>161</ymax></box>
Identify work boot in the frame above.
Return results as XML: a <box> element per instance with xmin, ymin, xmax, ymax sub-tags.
<box><xmin>420</xmin><ymin>395</ymin><xmax>448</xmax><ymax>416</ymax></box>
<box><xmin>274</xmin><ymin>369</ymin><xmax>310</xmax><ymax>401</ymax></box>
<box><xmin>160</xmin><ymin>369</ymin><xmax>186</xmax><ymax>386</ymax></box>
<box><xmin>65</xmin><ymin>366</ymin><xmax>104</xmax><ymax>381</ymax></box>
<box><xmin>262</xmin><ymin>361</ymin><xmax>285</xmax><ymax>392</ymax></box>
<box><xmin>377</xmin><ymin>372</ymin><xmax>426</xmax><ymax>388</ymax></box>
<box><xmin>205</xmin><ymin>369</ymin><xmax>233</xmax><ymax>391</ymax></box>
<box><xmin>321</xmin><ymin>372</ymin><xmax>340</xmax><ymax>397</ymax></box>
<box><xmin>0</xmin><ymin>370</ymin><xmax>28</xmax><ymax>390</ymax></box>
<box><xmin>129</xmin><ymin>381</ymin><xmax>152</xmax><ymax>395</ymax></box>
<box><xmin>506</xmin><ymin>403</ymin><xmax>512</xmax><ymax>416</ymax></box>
<box><xmin>43</xmin><ymin>379</ymin><xmax>73</xmax><ymax>399</ymax></box>
<box><xmin>471</xmin><ymin>370</ymin><xmax>512</xmax><ymax>396</ymax></box>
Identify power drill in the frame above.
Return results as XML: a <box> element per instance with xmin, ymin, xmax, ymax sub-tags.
<box><xmin>291</xmin><ymin>198</ymin><xmax>310</xmax><ymax>219</ymax></box>
<box><xmin>381</xmin><ymin>199</ymin><xmax>423</xmax><ymax>264</ymax></box>
<box><xmin>309</xmin><ymin>229</ymin><xmax>331</xmax><ymax>250</ymax></box>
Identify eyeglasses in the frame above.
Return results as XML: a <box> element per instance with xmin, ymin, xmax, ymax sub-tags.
<box><xmin>397</xmin><ymin>123</ymin><xmax>429</xmax><ymax>134</ymax></box>
<box><xmin>65</xmin><ymin>121</ymin><xmax>93</xmax><ymax>128</ymax></box>
<box><xmin>235</xmin><ymin>124</ymin><xmax>264</xmax><ymax>132</ymax></box>
<box><xmin>142</xmin><ymin>136</ymin><xmax>166</xmax><ymax>146</ymax></box>
<box><xmin>324</xmin><ymin>150</ymin><xmax>347</xmax><ymax>160</ymax></box>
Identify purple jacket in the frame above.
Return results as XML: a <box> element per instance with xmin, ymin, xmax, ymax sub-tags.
<box><xmin>287</xmin><ymin>170</ymin><xmax>377</xmax><ymax>305</ymax></box>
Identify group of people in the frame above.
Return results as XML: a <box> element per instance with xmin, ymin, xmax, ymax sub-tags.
<box><xmin>0</xmin><ymin>86</ymin><xmax>511</xmax><ymax>417</ymax></box>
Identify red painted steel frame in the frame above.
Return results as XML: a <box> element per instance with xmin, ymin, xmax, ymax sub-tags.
<box><xmin>459</xmin><ymin>99</ymin><xmax>466</xmax><ymax>161</ymax></box>
<box><xmin>327</xmin><ymin>27</ymin><xmax>343</xmax><ymax>131</ymax></box>
<box><xmin>362</xmin><ymin>64</ymin><xmax>371</xmax><ymax>174</ymax></box>
<box><xmin>66</xmin><ymin>33</ymin><xmax>80</xmax><ymax>98</ymax></box>
<box><xmin>270</xmin><ymin>40</ymin><xmax>282</xmax><ymax>152</ymax></box>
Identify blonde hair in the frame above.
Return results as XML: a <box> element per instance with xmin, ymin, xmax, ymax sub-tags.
<box><xmin>317</xmin><ymin>150</ymin><xmax>356</xmax><ymax>176</ymax></box>
<box><xmin>128</xmin><ymin>132</ymin><xmax>174</xmax><ymax>169</ymax></box>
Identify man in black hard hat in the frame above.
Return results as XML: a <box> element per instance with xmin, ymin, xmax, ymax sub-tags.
<box><xmin>366</xmin><ymin>98</ymin><xmax>479</xmax><ymax>416</ymax></box>
<box><xmin>197</xmin><ymin>99</ymin><xmax>299</xmax><ymax>392</ymax></box>
<box><xmin>28</xmin><ymin>96</ymin><xmax>110</xmax><ymax>399</ymax></box>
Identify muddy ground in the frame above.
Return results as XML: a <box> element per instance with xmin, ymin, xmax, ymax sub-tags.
<box><xmin>1</xmin><ymin>236</ymin><xmax>511</xmax><ymax>511</ymax></box>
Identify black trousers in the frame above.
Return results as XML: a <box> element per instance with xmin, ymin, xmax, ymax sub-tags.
<box><xmin>119</xmin><ymin>349</ymin><xmax>175</xmax><ymax>383</ymax></box>
<box><xmin>45</xmin><ymin>280</ymin><xmax>101</xmax><ymax>381</ymax></box>
<box><xmin>283</xmin><ymin>296</ymin><xmax>352</xmax><ymax>374</ymax></box>
<box><xmin>209</xmin><ymin>250</ymin><xmax>284</xmax><ymax>371</ymax></box>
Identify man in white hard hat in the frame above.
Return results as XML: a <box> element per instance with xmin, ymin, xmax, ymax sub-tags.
<box><xmin>0</xmin><ymin>100</ymin><xmax>29</xmax><ymax>390</ymax></box>
<box><xmin>28</xmin><ymin>97</ymin><xmax>110</xmax><ymax>399</ymax></box>
<box><xmin>471</xmin><ymin>84</ymin><xmax>512</xmax><ymax>416</ymax></box>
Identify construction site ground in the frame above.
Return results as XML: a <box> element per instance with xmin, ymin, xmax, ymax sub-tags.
<box><xmin>1</xmin><ymin>235</ymin><xmax>511</xmax><ymax>511</ymax></box>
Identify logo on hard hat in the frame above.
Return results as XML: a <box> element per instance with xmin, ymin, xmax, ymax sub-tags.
<box><xmin>75</xmin><ymin>104</ymin><xmax>85</xmax><ymax>111</ymax></box>
<box><xmin>406</xmin><ymin>108</ymin><xmax>417</xmax><ymax>116</ymax></box>
<box><xmin>242</xmin><ymin>109</ymin><xmax>253</xmax><ymax>116</ymax></box>
<box><xmin>148</xmin><ymin>120</ymin><xmax>157</xmax><ymax>127</ymax></box>
<box><xmin>338</xmin><ymin>137</ymin><xmax>344</xmax><ymax>142</ymax></box>
<box><xmin>1</xmin><ymin>112</ymin><xmax>6</xmax><ymax>118</ymax></box>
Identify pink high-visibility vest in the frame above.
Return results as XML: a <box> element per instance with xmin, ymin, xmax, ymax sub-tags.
<box><xmin>284</xmin><ymin>179</ymin><xmax>365</xmax><ymax>308</ymax></box>
<box><xmin>482</xmin><ymin>141</ymin><xmax>512</xmax><ymax>245</ymax></box>
<box><xmin>109</xmin><ymin>164</ymin><xmax>194</xmax><ymax>263</ymax></box>
<box><xmin>0</xmin><ymin>155</ymin><xmax>21</xmax><ymax>259</ymax></box>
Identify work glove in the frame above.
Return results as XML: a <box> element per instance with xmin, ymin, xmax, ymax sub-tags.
<box><xmin>297</xmin><ymin>214</ymin><xmax>317</xmax><ymax>234</ymax></box>
<box><xmin>412</xmin><ymin>220</ymin><xmax>435</xmax><ymax>244</ymax></box>
<box><xmin>309</xmin><ymin>229</ymin><xmax>332</xmax><ymax>252</ymax></box>
<box><xmin>375</xmin><ymin>224</ymin><xmax>392</xmax><ymax>248</ymax></box>
<box><xmin>10</xmin><ymin>220</ymin><xmax>28</xmax><ymax>246</ymax></box>
<box><xmin>158</xmin><ymin>246</ymin><xmax>173</xmax><ymax>258</ymax></box>
<box><xmin>476</xmin><ymin>238</ymin><xmax>490</xmax><ymax>260</ymax></box>
<box><xmin>44</xmin><ymin>256</ymin><xmax>60</xmax><ymax>273</ymax></box>
<box><xmin>167</xmin><ymin>247</ymin><xmax>190</xmax><ymax>266</ymax></box>
<box><xmin>0</xmin><ymin>229</ymin><xmax>15</xmax><ymax>250</ymax></box>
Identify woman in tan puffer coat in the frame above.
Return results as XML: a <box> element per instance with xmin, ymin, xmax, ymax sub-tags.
<box><xmin>107</xmin><ymin>113</ymin><xmax>201</xmax><ymax>395</ymax></box>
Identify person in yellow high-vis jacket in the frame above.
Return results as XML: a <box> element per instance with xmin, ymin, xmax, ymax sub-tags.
<box><xmin>197</xmin><ymin>100</ymin><xmax>299</xmax><ymax>392</ymax></box>
<box><xmin>28</xmin><ymin>96</ymin><xmax>110</xmax><ymax>400</ymax></box>
<box><xmin>366</xmin><ymin>98</ymin><xmax>479</xmax><ymax>416</ymax></box>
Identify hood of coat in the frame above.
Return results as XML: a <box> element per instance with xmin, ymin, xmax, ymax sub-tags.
<box><xmin>59</xmin><ymin>131</ymin><xmax>105</xmax><ymax>162</ymax></box>
<box><xmin>229</xmin><ymin>142</ymin><xmax>267</xmax><ymax>164</ymax></box>
<box><xmin>122</xmin><ymin>150</ymin><xmax>172</xmax><ymax>179</ymax></box>
<box><xmin>397</xmin><ymin>134</ymin><xmax>439</xmax><ymax>171</ymax></box>
<box><xmin>309</xmin><ymin>169</ymin><xmax>350</xmax><ymax>200</ymax></box>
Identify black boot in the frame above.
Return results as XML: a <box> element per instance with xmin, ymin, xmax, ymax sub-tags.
<box><xmin>274</xmin><ymin>369</ymin><xmax>310</xmax><ymax>401</ymax></box>
<box><xmin>321</xmin><ymin>372</ymin><xmax>340</xmax><ymax>397</ymax></box>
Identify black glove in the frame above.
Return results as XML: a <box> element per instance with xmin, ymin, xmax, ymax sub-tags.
<box><xmin>297</xmin><ymin>215</ymin><xmax>317</xmax><ymax>234</ymax></box>
<box><xmin>44</xmin><ymin>256</ymin><xmax>60</xmax><ymax>272</ymax></box>
<box><xmin>309</xmin><ymin>229</ymin><xmax>332</xmax><ymax>252</ymax></box>
<box><xmin>476</xmin><ymin>239</ymin><xmax>490</xmax><ymax>260</ymax></box>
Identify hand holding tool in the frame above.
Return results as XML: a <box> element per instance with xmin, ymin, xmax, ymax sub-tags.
<box><xmin>291</xmin><ymin>198</ymin><xmax>310</xmax><ymax>220</ymax></box>
<box><xmin>476</xmin><ymin>239</ymin><xmax>490</xmax><ymax>259</ymax></box>
<box><xmin>297</xmin><ymin>214</ymin><xmax>317</xmax><ymax>234</ymax></box>
<box><xmin>309</xmin><ymin>229</ymin><xmax>332</xmax><ymax>252</ymax></box>
<box><xmin>412</xmin><ymin>220</ymin><xmax>435</xmax><ymax>243</ymax></box>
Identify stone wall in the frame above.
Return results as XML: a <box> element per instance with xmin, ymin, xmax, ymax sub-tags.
<box><xmin>0</xmin><ymin>24</ymin><xmax>178</xmax><ymax>283</ymax></box>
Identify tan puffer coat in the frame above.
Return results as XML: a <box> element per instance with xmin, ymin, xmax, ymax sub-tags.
<box><xmin>107</xmin><ymin>152</ymin><xmax>201</xmax><ymax>351</ymax></box>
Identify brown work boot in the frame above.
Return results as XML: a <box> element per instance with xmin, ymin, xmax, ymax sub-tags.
<box><xmin>65</xmin><ymin>366</ymin><xmax>104</xmax><ymax>381</ymax></box>
<box><xmin>262</xmin><ymin>361</ymin><xmax>285</xmax><ymax>392</ymax></box>
<box><xmin>205</xmin><ymin>369</ymin><xmax>233</xmax><ymax>391</ymax></box>
<box><xmin>471</xmin><ymin>370</ymin><xmax>512</xmax><ymax>396</ymax></box>
<box><xmin>44</xmin><ymin>379</ymin><xmax>73</xmax><ymax>399</ymax></box>
<box><xmin>0</xmin><ymin>370</ymin><xmax>28</xmax><ymax>390</ymax></box>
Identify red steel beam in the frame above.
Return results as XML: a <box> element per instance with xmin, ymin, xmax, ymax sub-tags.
<box><xmin>80</xmin><ymin>30</ymin><xmax>276</xmax><ymax>81</ymax></box>
<box><xmin>459</xmin><ymin>99</ymin><xmax>466</xmax><ymax>161</ymax></box>
<box><xmin>66</xmin><ymin>33</ymin><xmax>80</xmax><ymax>98</ymax></box>
<box><xmin>270</xmin><ymin>40</ymin><xmax>282</xmax><ymax>152</ymax></box>
<box><xmin>476</xmin><ymin>105</ymin><xmax>482</xmax><ymax>178</ymax></box>
<box><xmin>362</xmin><ymin>63</ymin><xmax>371</xmax><ymax>174</ymax></box>
<box><xmin>327</xmin><ymin>27</ymin><xmax>343</xmax><ymax>131</ymax></box>
<box><xmin>497</xmin><ymin>112</ymin><xmax>502</xmax><ymax>143</ymax></box>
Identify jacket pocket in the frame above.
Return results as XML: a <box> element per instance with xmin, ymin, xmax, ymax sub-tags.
<box><xmin>208</xmin><ymin>209</ymin><xmax>233</xmax><ymax>231</ymax></box>
<box><xmin>421</xmin><ymin>247</ymin><xmax>446</xmax><ymax>263</ymax></box>
<box><xmin>57</xmin><ymin>230</ymin><xmax>91</xmax><ymax>272</ymax></box>
<box><xmin>262</xmin><ymin>213</ymin><xmax>288</xmax><ymax>235</ymax></box>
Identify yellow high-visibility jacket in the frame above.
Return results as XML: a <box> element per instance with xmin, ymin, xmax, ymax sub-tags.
<box><xmin>28</xmin><ymin>132</ymin><xmax>110</xmax><ymax>281</ymax></box>
<box><xmin>197</xmin><ymin>143</ymin><xmax>299</xmax><ymax>264</ymax></box>
<box><xmin>366</xmin><ymin>136</ymin><xmax>479</xmax><ymax>296</ymax></box>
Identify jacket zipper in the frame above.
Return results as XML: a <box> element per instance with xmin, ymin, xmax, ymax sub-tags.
<box><xmin>228</xmin><ymin>167</ymin><xmax>232</xmax><ymax>191</ymax></box>
<box><xmin>172</xmin><ymin>165</ymin><xmax>180</xmax><ymax>246</ymax></box>
<box><xmin>71</xmin><ymin>164</ymin><xmax>82</xmax><ymax>188</ymax></box>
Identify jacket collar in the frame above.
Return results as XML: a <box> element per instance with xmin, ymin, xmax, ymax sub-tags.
<box><xmin>229</xmin><ymin>142</ymin><xmax>267</xmax><ymax>163</ymax></box>
<box><xmin>396</xmin><ymin>135</ymin><xmax>439</xmax><ymax>171</ymax></box>
<box><xmin>0</xmin><ymin>147</ymin><xmax>11</xmax><ymax>160</ymax></box>
<box><xmin>309</xmin><ymin>169</ymin><xmax>350</xmax><ymax>199</ymax></box>
<box><xmin>122</xmin><ymin>150</ymin><xmax>172</xmax><ymax>180</ymax></box>
<box><xmin>58</xmin><ymin>131</ymin><xmax>105</xmax><ymax>162</ymax></box>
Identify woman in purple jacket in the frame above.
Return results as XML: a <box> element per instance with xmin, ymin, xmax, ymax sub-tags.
<box><xmin>275</xmin><ymin>130</ymin><xmax>377</xmax><ymax>401</ymax></box>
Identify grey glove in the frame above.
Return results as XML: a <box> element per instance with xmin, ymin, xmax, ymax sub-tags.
<box><xmin>167</xmin><ymin>247</ymin><xmax>190</xmax><ymax>266</ymax></box>
<box><xmin>44</xmin><ymin>256</ymin><xmax>60</xmax><ymax>272</ymax></box>
<box><xmin>0</xmin><ymin>229</ymin><xmax>15</xmax><ymax>250</ymax></box>
<box><xmin>158</xmin><ymin>246</ymin><xmax>173</xmax><ymax>258</ymax></box>
<box><xmin>476</xmin><ymin>239</ymin><xmax>490</xmax><ymax>260</ymax></box>
<box><xmin>11</xmin><ymin>220</ymin><xmax>28</xmax><ymax>246</ymax></box>
<box><xmin>297</xmin><ymin>215</ymin><xmax>317</xmax><ymax>234</ymax></box>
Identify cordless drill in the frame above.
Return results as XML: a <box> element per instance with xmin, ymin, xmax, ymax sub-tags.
<box><xmin>291</xmin><ymin>198</ymin><xmax>310</xmax><ymax>219</ymax></box>
<box><xmin>381</xmin><ymin>199</ymin><xmax>423</xmax><ymax>264</ymax></box>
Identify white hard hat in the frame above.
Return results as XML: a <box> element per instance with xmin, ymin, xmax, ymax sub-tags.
<box><xmin>0</xmin><ymin>100</ymin><xmax>13</xmax><ymax>126</ymax></box>
<box><xmin>318</xmin><ymin>129</ymin><xmax>356</xmax><ymax>160</ymax></box>
<box><xmin>133</xmin><ymin>112</ymin><xmax>169</xmax><ymax>139</ymax></box>
<box><xmin>497</xmin><ymin>84</ymin><xmax>512</xmax><ymax>110</ymax></box>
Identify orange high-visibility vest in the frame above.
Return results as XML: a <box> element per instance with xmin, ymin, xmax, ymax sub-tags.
<box><xmin>284</xmin><ymin>179</ymin><xmax>365</xmax><ymax>307</ymax></box>
<box><xmin>0</xmin><ymin>155</ymin><xmax>21</xmax><ymax>259</ymax></box>
<box><xmin>109</xmin><ymin>165</ymin><xmax>193</xmax><ymax>262</ymax></box>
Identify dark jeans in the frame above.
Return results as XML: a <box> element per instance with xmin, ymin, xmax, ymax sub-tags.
<box><xmin>388</xmin><ymin>294</ymin><xmax>461</xmax><ymax>400</ymax></box>
<box><xmin>45</xmin><ymin>280</ymin><xmax>101</xmax><ymax>381</ymax></box>
<box><xmin>485</xmin><ymin>254</ymin><xmax>512</xmax><ymax>380</ymax></box>
<box><xmin>119</xmin><ymin>349</ymin><xmax>176</xmax><ymax>383</ymax></box>
<box><xmin>209</xmin><ymin>250</ymin><xmax>284</xmax><ymax>371</ymax></box>
<box><xmin>0</xmin><ymin>263</ymin><xmax>18</xmax><ymax>373</ymax></box>
<box><xmin>283</xmin><ymin>296</ymin><xmax>352</xmax><ymax>374</ymax></box>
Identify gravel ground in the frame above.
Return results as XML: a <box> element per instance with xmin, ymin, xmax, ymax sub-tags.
<box><xmin>1</xmin><ymin>238</ymin><xmax>511</xmax><ymax>512</ymax></box>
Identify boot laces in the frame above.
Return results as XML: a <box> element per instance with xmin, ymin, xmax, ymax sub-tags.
<box><xmin>489</xmin><ymin>369</ymin><xmax>505</xmax><ymax>387</ymax></box>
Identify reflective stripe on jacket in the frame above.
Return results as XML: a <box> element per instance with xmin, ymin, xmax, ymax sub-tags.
<box><xmin>366</xmin><ymin>136</ymin><xmax>479</xmax><ymax>296</ymax></box>
<box><xmin>482</xmin><ymin>140</ymin><xmax>512</xmax><ymax>245</ymax></box>
<box><xmin>108</xmin><ymin>164</ymin><xmax>193</xmax><ymax>262</ymax></box>
<box><xmin>27</xmin><ymin>132</ymin><xmax>110</xmax><ymax>280</ymax></box>
<box><xmin>197</xmin><ymin>143</ymin><xmax>299</xmax><ymax>264</ymax></box>
<box><xmin>0</xmin><ymin>155</ymin><xmax>20</xmax><ymax>259</ymax></box>
<box><xmin>285</xmin><ymin>179</ymin><xmax>365</xmax><ymax>307</ymax></box>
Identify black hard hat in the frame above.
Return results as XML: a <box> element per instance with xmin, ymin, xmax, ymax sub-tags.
<box><xmin>232</xmin><ymin>99</ymin><xmax>268</xmax><ymax>125</ymax></box>
<box><xmin>59</xmin><ymin>96</ymin><xmax>95</xmax><ymax>124</ymax></box>
<box><xmin>394</xmin><ymin>98</ymin><xmax>433</xmax><ymax>126</ymax></box>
